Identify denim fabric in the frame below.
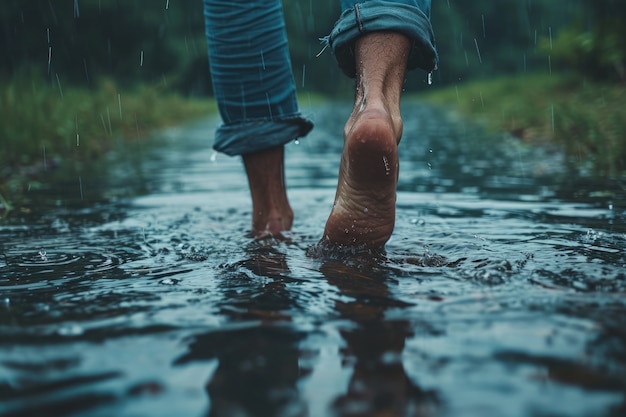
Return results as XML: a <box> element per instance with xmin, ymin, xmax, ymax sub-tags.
<box><xmin>203</xmin><ymin>0</ymin><xmax>437</xmax><ymax>156</ymax></box>
<box><xmin>329</xmin><ymin>0</ymin><xmax>438</xmax><ymax>77</ymax></box>
<box><xmin>203</xmin><ymin>0</ymin><xmax>313</xmax><ymax>156</ymax></box>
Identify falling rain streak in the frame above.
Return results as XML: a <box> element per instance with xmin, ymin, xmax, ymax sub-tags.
<box><xmin>474</xmin><ymin>38</ymin><xmax>482</xmax><ymax>64</ymax></box>
<box><xmin>47</xmin><ymin>28</ymin><xmax>52</xmax><ymax>75</ymax></box>
<box><xmin>56</xmin><ymin>73</ymin><xmax>63</xmax><ymax>99</ymax></box>
<box><xmin>482</xmin><ymin>14</ymin><xmax>486</xmax><ymax>38</ymax></box>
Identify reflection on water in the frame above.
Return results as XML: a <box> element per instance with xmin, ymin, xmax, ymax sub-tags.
<box><xmin>1</xmin><ymin>103</ymin><xmax>625</xmax><ymax>417</ymax></box>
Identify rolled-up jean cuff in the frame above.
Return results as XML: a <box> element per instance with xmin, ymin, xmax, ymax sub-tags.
<box><xmin>328</xmin><ymin>1</ymin><xmax>438</xmax><ymax>77</ymax></box>
<box><xmin>213</xmin><ymin>115</ymin><xmax>314</xmax><ymax>156</ymax></box>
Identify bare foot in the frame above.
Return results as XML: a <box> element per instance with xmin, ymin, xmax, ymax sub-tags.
<box><xmin>322</xmin><ymin>32</ymin><xmax>410</xmax><ymax>249</ymax></box>
<box><xmin>243</xmin><ymin>146</ymin><xmax>293</xmax><ymax>238</ymax></box>
<box><xmin>322</xmin><ymin>106</ymin><xmax>401</xmax><ymax>248</ymax></box>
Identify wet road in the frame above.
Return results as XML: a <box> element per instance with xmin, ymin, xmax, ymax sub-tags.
<box><xmin>1</xmin><ymin>101</ymin><xmax>625</xmax><ymax>417</ymax></box>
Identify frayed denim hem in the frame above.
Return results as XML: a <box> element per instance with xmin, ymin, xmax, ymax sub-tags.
<box><xmin>213</xmin><ymin>115</ymin><xmax>314</xmax><ymax>156</ymax></box>
<box><xmin>325</xmin><ymin>1</ymin><xmax>438</xmax><ymax>78</ymax></box>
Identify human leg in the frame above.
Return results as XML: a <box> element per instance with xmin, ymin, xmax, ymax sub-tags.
<box><xmin>203</xmin><ymin>0</ymin><xmax>312</xmax><ymax>237</ymax></box>
<box><xmin>321</xmin><ymin>0</ymin><xmax>437</xmax><ymax>248</ymax></box>
<box><xmin>322</xmin><ymin>31</ymin><xmax>410</xmax><ymax>248</ymax></box>
<box><xmin>243</xmin><ymin>147</ymin><xmax>293</xmax><ymax>238</ymax></box>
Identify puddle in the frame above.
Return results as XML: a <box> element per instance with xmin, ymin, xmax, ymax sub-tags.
<box><xmin>1</xmin><ymin>102</ymin><xmax>625</xmax><ymax>417</ymax></box>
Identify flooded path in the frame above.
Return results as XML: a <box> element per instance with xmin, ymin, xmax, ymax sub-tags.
<box><xmin>1</xmin><ymin>102</ymin><xmax>625</xmax><ymax>417</ymax></box>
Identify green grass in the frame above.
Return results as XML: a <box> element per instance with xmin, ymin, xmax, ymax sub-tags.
<box><xmin>417</xmin><ymin>73</ymin><xmax>626</xmax><ymax>177</ymax></box>
<box><xmin>1</xmin><ymin>74</ymin><xmax>215</xmax><ymax>167</ymax></box>
<box><xmin>0</xmin><ymin>74</ymin><xmax>216</xmax><ymax>216</ymax></box>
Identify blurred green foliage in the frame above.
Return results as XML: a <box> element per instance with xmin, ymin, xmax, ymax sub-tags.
<box><xmin>541</xmin><ymin>1</ymin><xmax>626</xmax><ymax>82</ymax></box>
<box><xmin>1</xmin><ymin>0</ymin><xmax>624</xmax><ymax>182</ymax></box>
<box><xmin>421</xmin><ymin>74</ymin><xmax>626</xmax><ymax>176</ymax></box>
<box><xmin>5</xmin><ymin>0</ymin><xmax>623</xmax><ymax>95</ymax></box>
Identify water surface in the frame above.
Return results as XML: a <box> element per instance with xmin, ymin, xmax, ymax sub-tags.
<box><xmin>1</xmin><ymin>102</ymin><xmax>625</xmax><ymax>417</ymax></box>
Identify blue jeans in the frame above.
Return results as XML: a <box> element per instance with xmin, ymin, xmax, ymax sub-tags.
<box><xmin>203</xmin><ymin>0</ymin><xmax>437</xmax><ymax>156</ymax></box>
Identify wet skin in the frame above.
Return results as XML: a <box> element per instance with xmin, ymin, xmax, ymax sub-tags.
<box><xmin>244</xmin><ymin>32</ymin><xmax>410</xmax><ymax>247</ymax></box>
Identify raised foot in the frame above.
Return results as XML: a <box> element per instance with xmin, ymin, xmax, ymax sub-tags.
<box><xmin>322</xmin><ymin>108</ymin><xmax>400</xmax><ymax>249</ymax></box>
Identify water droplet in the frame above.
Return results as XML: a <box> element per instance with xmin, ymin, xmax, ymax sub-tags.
<box><xmin>210</xmin><ymin>152</ymin><xmax>217</xmax><ymax>162</ymax></box>
<box><xmin>363</xmin><ymin>208</ymin><xmax>369</xmax><ymax>213</ymax></box>
<box><xmin>58</xmin><ymin>324</ymin><xmax>84</xmax><ymax>336</ymax></box>
<box><xmin>294</xmin><ymin>139</ymin><xmax>300</xmax><ymax>145</ymax></box>
<box><xmin>427</xmin><ymin>72</ymin><xmax>433</xmax><ymax>85</ymax></box>
<box><xmin>608</xmin><ymin>202</ymin><xmax>613</xmax><ymax>210</ymax></box>
<box><xmin>382</xmin><ymin>155</ymin><xmax>390</xmax><ymax>175</ymax></box>
<box><xmin>344</xmin><ymin>229</ymin><xmax>349</xmax><ymax>234</ymax></box>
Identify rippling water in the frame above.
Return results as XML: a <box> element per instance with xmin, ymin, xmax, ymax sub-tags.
<box><xmin>1</xmin><ymin>102</ymin><xmax>625</xmax><ymax>417</ymax></box>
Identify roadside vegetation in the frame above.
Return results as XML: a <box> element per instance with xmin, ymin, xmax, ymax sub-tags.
<box><xmin>420</xmin><ymin>73</ymin><xmax>625</xmax><ymax>177</ymax></box>
<box><xmin>0</xmin><ymin>75</ymin><xmax>215</xmax><ymax>216</ymax></box>
<box><xmin>1</xmin><ymin>0</ymin><xmax>624</xmax><ymax>216</ymax></box>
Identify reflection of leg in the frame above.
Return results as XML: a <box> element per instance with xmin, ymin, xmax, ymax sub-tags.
<box><xmin>243</xmin><ymin>146</ymin><xmax>293</xmax><ymax>238</ymax></box>
<box><xmin>323</xmin><ymin>32</ymin><xmax>410</xmax><ymax>248</ymax></box>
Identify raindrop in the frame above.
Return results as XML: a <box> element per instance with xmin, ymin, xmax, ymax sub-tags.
<box><xmin>56</xmin><ymin>73</ymin><xmax>63</xmax><ymax>99</ymax></box>
<box><xmin>266</xmin><ymin>93</ymin><xmax>273</xmax><ymax>119</ymax></box>
<box><xmin>76</xmin><ymin>115</ymin><xmax>80</xmax><ymax>146</ymax></box>
<box><xmin>482</xmin><ymin>14</ymin><xmax>486</xmax><ymax>38</ymax></box>
<box><xmin>118</xmin><ymin>93</ymin><xmax>123</xmax><ymax>119</ymax></box>
<box><xmin>3</xmin><ymin>298</ymin><xmax>9</xmax><ymax>306</ymax></box>
<box><xmin>74</xmin><ymin>0</ymin><xmax>80</xmax><ymax>17</ymax></box>
<box><xmin>58</xmin><ymin>324</ymin><xmax>84</xmax><ymax>336</ymax></box>
<box><xmin>165</xmin><ymin>0</ymin><xmax>170</xmax><ymax>10</ymax></box>
<box><xmin>548</xmin><ymin>55</ymin><xmax>552</xmax><ymax>75</ymax></box>
<box><xmin>260</xmin><ymin>50</ymin><xmax>266</xmax><ymax>70</ymax></box>
<box><xmin>83</xmin><ymin>58</ymin><xmax>90</xmax><ymax>84</ymax></box>
<box><xmin>140</xmin><ymin>50</ymin><xmax>144</xmax><ymax>67</ymax></box>
<box><xmin>608</xmin><ymin>202</ymin><xmax>614</xmax><ymax>210</ymax></box>
<box><xmin>382</xmin><ymin>155</ymin><xmax>390</xmax><ymax>175</ymax></box>
<box><xmin>47</xmin><ymin>28</ymin><xmax>52</xmax><ymax>75</ymax></box>
<box><xmin>79</xmin><ymin>176</ymin><xmax>83</xmax><ymax>200</ymax></box>
<box><xmin>549</xmin><ymin>26</ymin><xmax>553</xmax><ymax>50</ymax></box>
<box><xmin>294</xmin><ymin>139</ymin><xmax>300</xmax><ymax>145</ymax></box>
<box><xmin>210</xmin><ymin>152</ymin><xmax>217</xmax><ymax>162</ymax></box>
<box><xmin>473</xmin><ymin>38</ymin><xmax>482</xmax><ymax>64</ymax></box>
<box><xmin>302</xmin><ymin>64</ymin><xmax>306</xmax><ymax>87</ymax></box>
<box><xmin>427</xmin><ymin>72</ymin><xmax>433</xmax><ymax>85</ymax></box>
<box><xmin>363</xmin><ymin>207</ymin><xmax>369</xmax><ymax>213</ymax></box>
